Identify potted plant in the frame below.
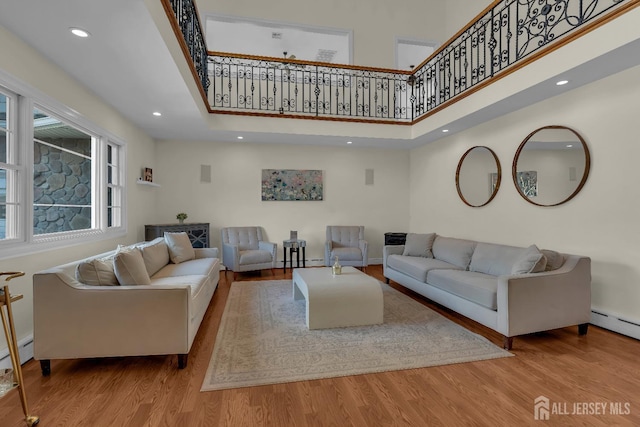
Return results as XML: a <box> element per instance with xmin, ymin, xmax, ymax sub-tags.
<box><xmin>176</xmin><ymin>212</ymin><xmax>188</xmax><ymax>224</ymax></box>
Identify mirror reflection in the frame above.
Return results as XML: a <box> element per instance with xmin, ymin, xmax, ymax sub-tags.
<box><xmin>456</xmin><ymin>146</ymin><xmax>501</xmax><ymax>207</ymax></box>
<box><xmin>512</xmin><ymin>125</ymin><xmax>590</xmax><ymax>206</ymax></box>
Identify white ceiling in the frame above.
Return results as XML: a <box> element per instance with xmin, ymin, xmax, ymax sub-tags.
<box><xmin>0</xmin><ymin>0</ymin><xmax>639</xmax><ymax>149</ymax></box>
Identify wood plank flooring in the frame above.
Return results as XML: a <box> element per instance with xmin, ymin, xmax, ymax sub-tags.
<box><xmin>1</xmin><ymin>266</ymin><xmax>638</xmax><ymax>426</ymax></box>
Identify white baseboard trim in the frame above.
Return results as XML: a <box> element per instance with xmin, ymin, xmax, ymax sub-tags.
<box><xmin>591</xmin><ymin>308</ymin><xmax>640</xmax><ymax>340</ymax></box>
<box><xmin>0</xmin><ymin>334</ymin><xmax>34</xmax><ymax>369</ymax></box>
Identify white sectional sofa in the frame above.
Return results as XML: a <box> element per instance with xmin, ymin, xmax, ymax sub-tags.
<box><xmin>383</xmin><ymin>233</ymin><xmax>591</xmax><ymax>349</ymax></box>
<box><xmin>33</xmin><ymin>234</ymin><xmax>220</xmax><ymax>375</ymax></box>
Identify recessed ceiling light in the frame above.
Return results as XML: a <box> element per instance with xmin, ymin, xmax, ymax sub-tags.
<box><xmin>152</xmin><ymin>111</ymin><xmax>161</xmax><ymax>117</ymax></box>
<box><xmin>442</xmin><ymin>129</ymin><xmax>449</xmax><ymax>133</ymax></box>
<box><xmin>556</xmin><ymin>80</ymin><xmax>569</xmax><ymax>86</ymax></box>
<box><xmin>237</xmin><ymin>136</ymin><xmax>244</xmax><ymax>140</ymax></box>
<box><xmin>566</xmin><ymin>144</ymin><xmax>573</xmax><ymax>148</ymax></box>
<box><xmin>69</xmin><ymin>27</ymin><xmax>90</xmax><ymax>38</ymax></box>
<box><xmin>347</xmin><ymin>141</ymin><xmax>353</xmax><ymax>144</ymax></box>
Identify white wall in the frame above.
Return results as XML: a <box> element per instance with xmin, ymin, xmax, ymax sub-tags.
<box><xmin>0</xmin><ymin>25</ymin><xmax>157</xmax><ymax>352</ymax></box>
<box><xmin>444</xmin><ymin>0</ymin><xmax>489</xmax><ymax>41</ymax></box>
<box><xmin>409</xmin><ymin>63</ymin><xmax>640</xmax><ymax>323</ymax></box>
<box><xmin>154</xmin><ymin>140</ymin><xmax>410</xmax><ymax>263</ymax></box>
<box><xmin>197</xmin><ymin>0</ymin><xmax>448</xmax><ymax>68</ymax></box>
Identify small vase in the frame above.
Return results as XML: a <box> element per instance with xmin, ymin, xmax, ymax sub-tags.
<box><xmin>332</xmin><ymin>256</ymin><xmax>342</xmax><ymax>276</ymax></box>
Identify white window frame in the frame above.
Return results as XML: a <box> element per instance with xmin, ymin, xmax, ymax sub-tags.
<box><xmin>0</xmin><ymin>71</ymin><xmax>127</xmax><ymax>260</ymax></box>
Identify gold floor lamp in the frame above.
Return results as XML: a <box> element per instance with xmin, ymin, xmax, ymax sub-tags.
<box><xmin>0</xmin><ymin>272</ymin><xmax>39</xmax><ymax>426</ymax></box>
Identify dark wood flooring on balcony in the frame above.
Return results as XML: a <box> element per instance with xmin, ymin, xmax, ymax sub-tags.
<box><xmin>1</xmin><ymin>265</ymin><xmax>638</xmax><ymax>426</ymax></box>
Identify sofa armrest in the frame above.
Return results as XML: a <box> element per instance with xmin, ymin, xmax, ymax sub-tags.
<box><xmin>383</xmin><ymin>245</ymin><xmax>404</xmax><ymax>277</ymax></box>
<box><xmin>222</xmin><ymin>243</ymin><xmax>239</xmax><ymax>270</ymax></box>
<box><xmin>496</xmin><ymin>255</ymin><xmax>591</xmax><ymax>337</ymax></box>
<box><xmin>359</xmin><ymin>239</ymin><xmax>369</xmax><ymax>266</ymax></box>
<box><xmin>33</xmin><ymin>270</ymin><xmax>192</xmax><ymax>360</ymax></box>
<box><xmin>195</xmin><ymin>247</ymin><xmax>219</xmax><ymax>259</ymax></box>
<box><xmin>324</xmin><ymin>241</ymin><xmax>335</xmax><ymax>266</ymax></box>
<box><xmin>258</xmin><ymin>241</ymin><xmax>277</xmax><ymax>267</ymax></box>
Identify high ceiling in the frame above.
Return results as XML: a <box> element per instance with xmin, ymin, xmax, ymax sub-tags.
<box><xmin>0</xmin><ymin>0</ymin><xmax>639</xmax><ymax>149</ymax></box>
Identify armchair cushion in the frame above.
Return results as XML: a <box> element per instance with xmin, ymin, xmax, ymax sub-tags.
<box><xmin>239</xmin><ymin>250</ymin><xmax>273</xmax><ymax>265</ymax></box>
<box><xmin>331</xmin><ymin>247</ymin><xmax>363</xmax><ymax>262</ymax></box>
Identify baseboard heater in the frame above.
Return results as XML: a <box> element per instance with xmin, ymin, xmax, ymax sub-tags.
<box><xmin>0</xmin><ymin>335</ymin><xmax>34</xmax><ymax>369</ymax></box>
<box><xmin>590</xmin><ymin>309</ymin><xmax>640</xmax><ymax>340</ymax></box>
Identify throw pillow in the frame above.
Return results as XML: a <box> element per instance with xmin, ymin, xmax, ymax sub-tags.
<box><xmin>542</xmin><ymin>249</ymin><xmax>564</xmax><ymax>271</ymax></box>
<box><xmin>402</xmin><ymin>233</ymin><xmax>436</xmax><ymax>258</ymax></box>
<box><xmin>141</xmin><ymin>239</ymin><xmax>170</xmax><ymax>276</ymax></box>
<box><xmin>76</xmin><ymin>258</ymin><xmax>119</xmax><ymax>286</ymax></box>
<box><xmin>164</xmin><ymin>232</ymin><xmax>196</xmax><ymax>264</ymax></box>
<box><xmin>113</xmin><ymin>247</ymin><xmax>151</xmax><ymax>286</ymax></box>
<box><xmin>511</xmin><ymin>245</ymin><xmax>547</xmax><ymax>274</ymax></box>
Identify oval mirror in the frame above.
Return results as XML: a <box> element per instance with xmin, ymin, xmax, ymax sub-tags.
<box><xmin>512</xmin><ymin>125</ymin><xmax>590</xmax><ymax>207</ymax></box>
<box><xmin>456</xmin><ymin>146</ymin><xmax>501</xmax><ymax>207</ymax></box>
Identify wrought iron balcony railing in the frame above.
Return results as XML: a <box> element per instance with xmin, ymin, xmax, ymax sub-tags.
<box><xmin>163</xmin><ymin>0</ymin><xmax>637</xmax><ymax>124</ymax></box>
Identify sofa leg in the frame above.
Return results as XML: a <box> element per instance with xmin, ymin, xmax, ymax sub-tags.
<box><xmin>178</xmin><ymin>354</ymin><xmax>188</xmax><ymax>369</ymax></box>
<box><xmin>503</xmin><ymin>336</ymin><xmax>513</xmax><ymax>350</ymax></box>
<box><xmin>578</xmin><ymin>323</ymin><xmax>589</xmax><ymax>335</ymax></box>
<box><xmin>40</xmin><ymin>359</ymin><xmax>51</xmax><ymax>376</ymax></box>
<box><xmin>385</xmin><ymin>278</ymin><xmax>390</xmax><ymax>284</ymax></box>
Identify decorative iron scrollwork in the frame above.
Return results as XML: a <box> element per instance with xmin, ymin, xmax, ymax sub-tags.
<box><xmin>166</xmin><ymin>0</ymin><xmax>631</xmax><ymax>121</ymax></box>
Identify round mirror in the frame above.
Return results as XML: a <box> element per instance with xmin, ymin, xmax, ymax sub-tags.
<box><xmin>512</xmin><ymin>125</ymin><xmax>590</xmax><ymax>206</ymax></box>
<box><xmin>456</xmin><ymin>146</ymin><xmax>501</xmax><ymax>207</ymax></box>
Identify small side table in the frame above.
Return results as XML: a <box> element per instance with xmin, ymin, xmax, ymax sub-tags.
<box><xmin>283</xmin><ymin>239</ymin><xmax>306</xmax><ymax>272</ymax></box>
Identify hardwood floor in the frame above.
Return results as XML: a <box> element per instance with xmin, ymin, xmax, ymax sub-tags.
<box><xmin>1</xmin><ymin>266</ymin><xmax>639</xmax><ymax>426</ymax></box>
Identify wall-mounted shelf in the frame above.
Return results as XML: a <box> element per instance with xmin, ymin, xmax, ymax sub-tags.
<box><xmin>136</xmin><ymin>179</ymin><xmax>161</xmax><ymax>187</ymax></box>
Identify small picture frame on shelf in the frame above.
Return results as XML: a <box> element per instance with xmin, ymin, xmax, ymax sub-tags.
<box><xmin>290</xmin><ymin>230</ymin><xmax>298</xmax><ymax>240</ymax></box>
<box><xmin>143</xmin><ymin>167</ymin><xmax>153</xmax><ymax>182</ymax></box>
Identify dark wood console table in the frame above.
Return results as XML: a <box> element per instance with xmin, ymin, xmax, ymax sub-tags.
<box><xmin>145</xmin><ymin>223</ymin><xmax>210</xmax><ymax>248</ymax></box>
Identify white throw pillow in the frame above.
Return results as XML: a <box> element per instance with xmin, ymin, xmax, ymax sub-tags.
<box><xmin>141</xmin><ymin>239</ymin><xmax>170</xmax><ymax>276</ymax></box>
<box><xmin>76</xmin><ymin>258</ymin><xmax>119</xmax><ymax>286</ymax></box>
<box><xmin>164</xmin><ymin>232</ymin><xmax>196</xmax><ymax>264</ymax></box>
<box><xmin>113</xmin><ymin>247</ymin><xmax>151</xmax><ymax>285</ymax></box>
<box><xmin>402</xmin><ymin>233</ymin><xmax>436</xmax><ymax>258</ymax></box>
<box><xmin>511</xmin><ymin>245</ymin><xmax>547</xmax><ymax>274</ymax></box>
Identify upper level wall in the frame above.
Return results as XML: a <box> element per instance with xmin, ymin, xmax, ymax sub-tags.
<box><xmin>196</xmin><ymin>0</ymin><xmax>448</xmax><ymax>69</ymax></box>
<box><xmin>444</xmin><ymin>0</ymin><xmax>489</xmax><ymax>42</ymax></box>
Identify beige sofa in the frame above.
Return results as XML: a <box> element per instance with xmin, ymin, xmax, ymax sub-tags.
<box><xmin>383</xmin><ymin>233</ymin><xmax>591</xmax><ymax>349</ymax></box>
<box><xmin>33</xmin><ymin>235</ymin><xmax>220</xmax><ymax>375</ymax></box>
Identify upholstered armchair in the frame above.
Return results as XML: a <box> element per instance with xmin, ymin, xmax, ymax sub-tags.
<box><xmin>324</xmin><ymin>225</ymin><xmax>368</xmax><ymax>270</ymax></box>
<box><xmin>221</xmin><ymin>227</ymin><xmax>277</xmax><ymax>279</ymax></box>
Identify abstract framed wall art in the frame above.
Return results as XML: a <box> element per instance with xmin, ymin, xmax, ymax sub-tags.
<box><xmin>261</xmin><ymin>169</ymin><xmax>323</xmax><ymax>201</ymax></box>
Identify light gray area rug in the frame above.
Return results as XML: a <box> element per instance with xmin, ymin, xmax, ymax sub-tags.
<box><xmin>202</xmin><ymin>280</ymin><xmax>513</xmax><ymax>391</ymax></box>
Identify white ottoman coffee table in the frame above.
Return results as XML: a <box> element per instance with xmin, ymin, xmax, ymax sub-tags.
<box><xmin>292</xmin><ymin>266</ymin><xmax>383</xmax><ymax>329</ymax></box>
